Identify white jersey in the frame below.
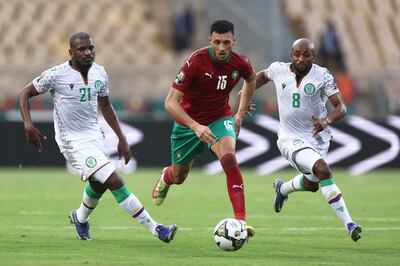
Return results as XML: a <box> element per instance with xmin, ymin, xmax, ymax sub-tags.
<box><xmin>32</xmin><ymin>61</ymin><xmax>109</xmax><ymax>151</ymax></box>
<box><xmin>264</xmin><ymin>62</ymin><xmax>339</xmax><ymax>148</ymax></box>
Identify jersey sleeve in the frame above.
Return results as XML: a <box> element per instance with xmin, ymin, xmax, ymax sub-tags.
<box><xmin>98</xmin><ymin>67</ymin><xmax>110</xmax><ymax>97</ymax></box>
<box><xmin>239</xmin><ymin>56</ymin><xmax>254</xmax><ymax>80</ymax></box>
<box><xmin>321</xmin><ymin>68</ymin><xmax>339</xmax><ymax>97</ymax></box>
<box><xmin>32</xmin><ymin>67</ymin><xmax>57</xmax><ymax>94</ymax></box>
<box><xmin>171</xmin><ymin>58</ymin><xmax>196</xmax><ymax>93</ymax></box>
<box><xmin>264</xmin><ymin>62</ymin><xmax>279</xmax><ymax>81</ymax></box>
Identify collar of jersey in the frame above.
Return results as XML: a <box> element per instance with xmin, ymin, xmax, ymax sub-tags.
<box><xmin>208</xmin><ymin>46</ymin><xmax>231</xmax><ymax>63</ymax></box>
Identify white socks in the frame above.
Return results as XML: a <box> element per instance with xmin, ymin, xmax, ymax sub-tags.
<box><xmin>119</xmin><ymin>193</ymin><xmax>157</xmax><ymax>235</ymax></box>
<box><xmin>280</xmin><ymin>174</ymin><xmax>304</xmax><ymax>195</ymax></box>
<box><xmin>320</xmin><ymin>179</ymin><xmax>353</xmax><ymax>227</ymax></box>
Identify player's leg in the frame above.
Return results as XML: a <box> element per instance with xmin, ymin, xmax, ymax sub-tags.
<box><xmin>152</xmin><ymin>122</ymin><xmax>203</xmax><ymax>205</ymax></box>
<box><xmin>273</xmin><ymin>139</ymin><xmax>320</xmax><ymax>212</ymax></box>
<box><xmin>212</xmin><ymin>136</ymin><xmax>245</xmax><ymax>220</ymax></box>
<box><xmin>64</xmin><ymin>148</ymin><xmax>105</xmax><ymax>240</ymax></box>
<box><xmin>312</xmin><ymin>159</ymin><xmax>362</xmax><ymax>241</ymax></box>
<box><xmin>277</xmin><ymin>147</ymin><xmax>320</xmax><ymax>197</ymax></box>
<box><xmin>211</xmin><ymin>135</ymin><xmax>254</xmax><ymax>237</ymax></box>
<box><xmin>152</xmin><ymin>162</ymin><xmax>192</xmax><ymax>206</ymax></box>
<box><xmin>69</xmin><ymin>179</ymin><xmax>105</xmax><ymax>240</ymax></box>
<box><xmin>96</xmin><ymin>167</ymin><xmax>177</xmax><ymax>243</ymax></box>
<box><xmin>209</xmin><ymin>118</ymin><xmax>254</xmax><ymax>236</ymax></box>
<box><xmin>75</xmin><ymin>179</ymin><xmax>106</xmax><ymax>223</ymax></box>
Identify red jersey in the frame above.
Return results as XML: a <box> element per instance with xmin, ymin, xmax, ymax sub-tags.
<box><xmin>172</xmin><ymin>46</ymin><xmax>254</xmax><ymax>125</ymax></box>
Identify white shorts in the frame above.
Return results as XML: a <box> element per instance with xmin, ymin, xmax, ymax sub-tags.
<box><xmin>277</xmin><ymin>137</ymin><xmax>329</xmax><ymax>182</ymax></box>
<box><xmin>62</xmin><ymin>138</ymin><xmax>116</xmax><ymax>183</ymax></box>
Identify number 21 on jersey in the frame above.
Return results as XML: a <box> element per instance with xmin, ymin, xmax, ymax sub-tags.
<box><xmin>80</xmin><ymin>87</ymin><xmax>91</xmax><ymax>102</ymax></box>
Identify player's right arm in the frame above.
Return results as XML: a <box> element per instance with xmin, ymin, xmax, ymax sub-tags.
<box><xmin>255</xmin><ymin>70</ymin><xmax>270</xmax><ymax>90</ymax></box>
<box><xmin>165</xmin><ymin>87</ymin><xmax>216</xmax><ymax>144</ymax></box>
<box><xmin>19</xmin><ymin>83</ymin><xmax>47</xmax><ymax>152</ymax></box>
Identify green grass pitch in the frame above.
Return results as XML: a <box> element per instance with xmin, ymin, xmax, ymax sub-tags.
<box><xmin>0</xmin><ymin>167</ymin><xmax>399</xmax><ymax>265</ymax></box>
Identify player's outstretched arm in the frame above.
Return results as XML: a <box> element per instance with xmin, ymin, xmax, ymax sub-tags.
<box><xmin>98</xmin><ymin>96</ymin><xmax>131</xmax><ymax>164</ymax></box>
<box><xmin>19</xmin><ymin>83</ymin><xmax>47</xmax><ymax>152</ymax></box>
<box><xmin>234</xmin><ymin>72</ymin><xmax>256</xmax><ymax>136</ymax></box>
<box><xmin>255</xmin><ymin>70</ymin><xmax>270</xmax><ymax>90</ymax></box>
<box><xmin>235</xmin><ymin>70</ymin><xmax>270</xmax><ymax>119</ymax></box>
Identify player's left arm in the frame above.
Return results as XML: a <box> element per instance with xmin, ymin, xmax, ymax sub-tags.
<box><xmin>98</xmin><ymin>96</ymin><xmax>131</xmax><ymax>164</ymax></box>
<box><xmin>312</xmin><ymin>92</ymin><xmax>347</xmax><ymax>135</ymax></box>
<box><xmin>234</xmin><ymin>71</ymin><xmax>256</xmax><ymax>136</ymax></box>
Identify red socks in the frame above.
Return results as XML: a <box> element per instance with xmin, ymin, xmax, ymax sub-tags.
<box><xmin>162</xmin><ymin>166</ymin><xmax>174</xmax><ymax>185</ymax></box>
<box><xmin>220</xmin><ymin>153</ymin><xmax>246</xmax><ymax>221</ymax></box>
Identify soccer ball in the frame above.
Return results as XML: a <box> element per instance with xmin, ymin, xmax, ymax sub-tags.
<box><xmin>213</xmin><ymin>218</ymin><xmax>248</xmax><ymax>251</ymax></box>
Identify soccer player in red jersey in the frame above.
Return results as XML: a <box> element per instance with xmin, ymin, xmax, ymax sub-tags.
<box><xmin>152</xmin><ymin>20</ymin><xmax>256</xmax><ymax>237</ymax></box>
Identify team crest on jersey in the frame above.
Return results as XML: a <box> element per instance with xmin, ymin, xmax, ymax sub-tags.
<box><xmin>304</xmin><ymin>83</ymin><xmax>315</xmax><ymax>95</ymax></box>
<box><xmin>94</xmin><ymin>80</ymin><xmax>104</xmax><ymax>91</ymax></box>
<box><xmin>85</xmin><ymin>156</ymin><xmax>97</xmax><ymax>168</ymax></box>
<box><xmin>175</xmin><ymin>71</ymin><xmax>185</xmax><ymax>85</ymax></box>
<box><xmin>231</xmin><ymin>70</ymin><xmax>239</xmax><ymax>80</ymax></box>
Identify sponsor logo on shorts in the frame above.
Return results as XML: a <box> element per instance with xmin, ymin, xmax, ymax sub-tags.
<box><xmin>293</xmin><ymin>139</ymin><xmax>304</xmax><ymax>146</ymax></box>
<box><xmin>85</xmin><ymin>156</ymin><xmax>97</xmax><ymax>168</ymax></box>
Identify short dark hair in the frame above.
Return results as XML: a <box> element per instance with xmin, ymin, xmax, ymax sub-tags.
<box><xmin>69</xmin><ymin>32</ymin><xmax>92</xmax><ymax>48</ymax></box>
<box><xmin>210</xmin><ymin>20</ymin><xmax>234</xmax><ymax>35</ymax></box>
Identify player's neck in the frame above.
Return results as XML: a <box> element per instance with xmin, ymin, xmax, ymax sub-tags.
<box><xmin>290</xmin><ymin>63</ymin><xmax>311</xmax><ymax>78</ymax></box>
<box><xmin>69</xmin><ymin>60</ymin><xmax>91</xmax><ymax>84</ymax></box>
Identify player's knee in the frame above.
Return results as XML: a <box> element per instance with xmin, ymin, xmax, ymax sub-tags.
<box><xmin>313</xmin><ymin>159</ymin><xmax>331</xmax><ymax>180</ymax></box>
<box><xmin>104</xmin><ymin>172</ymin><xmax>125</xmax><ymax>190</ymax></box>
<box><xmin>220</xmin><ymin>153</ymin><xmax>237</xmax><ymax>171</ymax></box>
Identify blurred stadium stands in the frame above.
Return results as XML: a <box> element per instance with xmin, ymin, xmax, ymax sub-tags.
<box><xmin>283</xmin><ymin>0</ymin><xmax>400</xmax><ymax>117</ymax></box>
<box><xmin>0</xmin><ymin>0</ymin><xmax>399</xmax><ymax>120</ymax></box>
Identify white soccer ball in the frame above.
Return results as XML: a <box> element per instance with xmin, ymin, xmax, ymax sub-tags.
<box><xmin>213</xmin><ymin>218</ymin><xmax>248</xmax><ymax>251</ymax></box>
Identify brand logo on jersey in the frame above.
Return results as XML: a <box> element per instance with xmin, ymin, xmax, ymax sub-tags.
<box><xmin>175</xmin><ymin>71</ymin><xmax>185</xmax><ymax>85</ymax></box>
<box><xmin>231</xmin><ymin>70</ymin><xmax>239</xmax><ymax>80</ymax></box>
<box><xmin>205</xmin><ymin>72</ymin><xmax>213</xmax><ymax>79</ymax></box>
<box><xmin>69</xmin><ymin>83</ymin><xmax>75</xmax><ymax>90</ymax></box>
<box><xmin>94</xmin><ymin>80</ymin><xmax>104</xmax><ymax>92</ymax></box>
<box><xmin>281</xmin><ymin>83</ymin><xmax>287</xmax><ymax>90</ymax></box>
<box><xmin>304</xmin><ymin>83</ymin><xmax>315</xmax><ymax>95</ymax></box>
<box><xmin>85</xmin><ymin>156</ymin><xmax>97</xmax><ymax>168</ymax></box>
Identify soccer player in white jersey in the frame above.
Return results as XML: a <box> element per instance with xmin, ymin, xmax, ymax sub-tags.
<box><xmin>255</xmin><ymin>38</ymin><xmax>362</xmax><ymax>241</ymax></box>
<box><xmin>19</xmin><ymin>32</ymin><xmax>177</xmax><ymax>242</ymax></box>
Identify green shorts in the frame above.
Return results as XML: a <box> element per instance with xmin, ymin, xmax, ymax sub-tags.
<box><xmin>171</xmin><ymin>117</ymin><xmax>236</xmax><ymax>164</ymax></box>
